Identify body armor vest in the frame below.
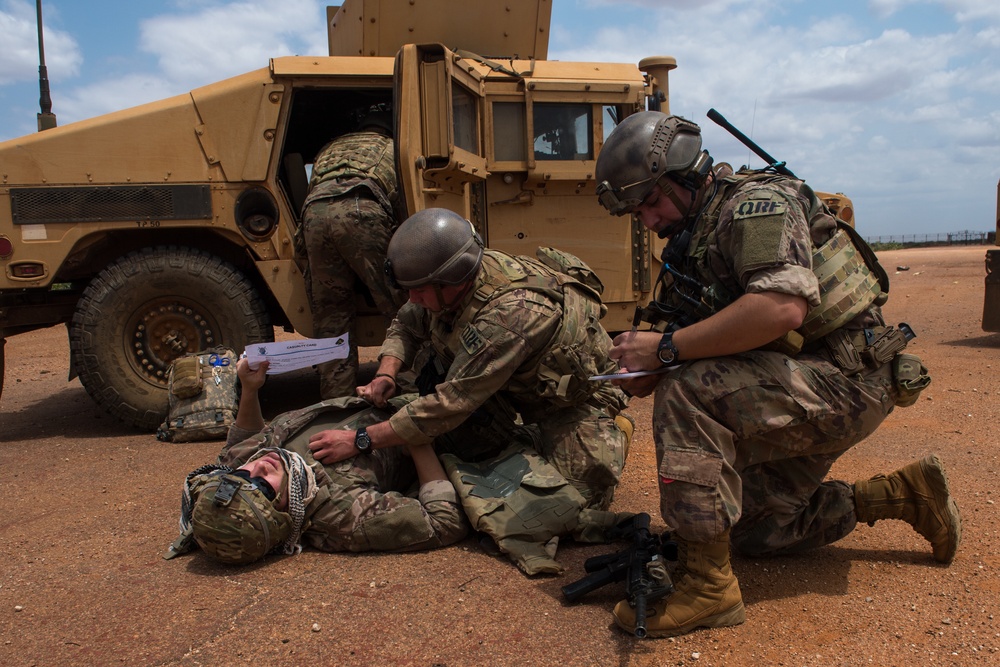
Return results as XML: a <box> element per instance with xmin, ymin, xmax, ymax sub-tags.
<box><xmin>434</xmin><ymin>249</ymin><xmax>612</xmax><ymax>409</ymax></box>
<box><xmin>654</xmin><ymin>169</ymin><xmax>888</xmax><ymax>349</ymax></box>
<box><xmin>309</xmin><ymin>131</ymin><xmax>398</xmax><ymax>208</ymax></box>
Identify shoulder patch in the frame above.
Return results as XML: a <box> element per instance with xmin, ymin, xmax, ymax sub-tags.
<box><xmin>460</xmin><ymin>324</ymin><xmax>487</xmax><ymax>356</ymax></box>
<box><xmin>734</xmin><ymin>191</ymin><xmax>787</xmax><ymax>220</ymax></box>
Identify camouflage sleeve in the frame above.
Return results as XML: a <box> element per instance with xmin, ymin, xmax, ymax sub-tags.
<box><xmin>303</xmin><ymin>451</ymin><xmax>467</xmax><ymax>552</ymax></box>
<box><xmin>388</xmin><ymin>291</ymin><xmax>562</xmax><ymax>445</ymax></box>
<box><xmin>379</xmin><ymin>302</ymin><xmax>431</xmax><ymax>369</ymax></box>
<box><xmin>217</xmin><ymin>427</ymin><xmax>268</xmax><ymax>467</ymax></box>
<box><xmin>416</xmin><ymin>479</ymin><xmax>468</xmax><ymax>546</ymax></box>
<box><xmin>718</xmin><ymin>179</ymin><xmax>821</xmax><ymax>306</ymax></box>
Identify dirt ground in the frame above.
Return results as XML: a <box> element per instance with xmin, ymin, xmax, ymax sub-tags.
<box><xmin>1</xmin><ymin>245</ymin><xmax>997</xmax><ymax>667</ymax></box>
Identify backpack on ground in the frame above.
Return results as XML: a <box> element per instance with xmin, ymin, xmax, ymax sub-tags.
<box><xmin>156</xmin><ymin>347</ymin><xmax>239</xmax><ymax>442</ymax></box>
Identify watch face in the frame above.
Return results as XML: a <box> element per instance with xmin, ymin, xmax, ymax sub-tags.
<box><xmin>657</xmin><ymin>334</ymin><xmax>677</xmax><ymax>364</ymax></box>
<box><xmin>355</xmin><ymin>428</ymin><xmax>372</xmax><ymax>452</ymax></box>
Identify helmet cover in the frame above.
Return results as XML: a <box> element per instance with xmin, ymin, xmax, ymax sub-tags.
<box><xmin>386</xmin><ymin>208</ymin><xmax>484</xmax><ymax>288</ymax></box>
<box><xmin>189</xmin><ymin>471</ymin><xmax>292</xmax><ymax>565</ymax></box>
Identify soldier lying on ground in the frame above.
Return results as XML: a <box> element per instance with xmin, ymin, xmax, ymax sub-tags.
<box><xmin>164</xmin><ymin>358</ymin><xmax>466</xmax><ymax>564</ymax></box>
<box><xmin>303</xmin><ymin>208</ymin><xmax>637</xmax><ymax>574</ymax></box>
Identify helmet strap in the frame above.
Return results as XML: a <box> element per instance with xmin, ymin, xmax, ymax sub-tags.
<box><xmin>433</xmin><ymin>279</ymin><xmax>475</xmax><ymax>312</ymax></box>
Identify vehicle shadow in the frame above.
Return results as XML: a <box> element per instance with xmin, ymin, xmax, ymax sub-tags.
<box><xmin>942</xmin><ymin>333</ymin><xmax>1000</xmax><ymax>349</ymax></box>
<box><xmin>0</xmin><ymin>384</ymin><xmax>138</xmax><ymax>442</ymax></box>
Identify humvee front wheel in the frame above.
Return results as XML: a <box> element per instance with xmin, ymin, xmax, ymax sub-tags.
<box><xmin>70</xmin><ymin>246</ymin><xmax>273</xmax><ymax>430</ymax></box>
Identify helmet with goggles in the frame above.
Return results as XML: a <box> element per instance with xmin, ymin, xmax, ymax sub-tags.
<box><xmin>595</xmin><ymin>112</ymin><xmax>713</xmax><ymax>217</ymax></box>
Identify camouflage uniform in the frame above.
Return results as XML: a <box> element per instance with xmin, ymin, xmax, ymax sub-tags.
<box><xmin>218</xmin><ymin>396</ymin><xmax>467</xmax><ymax>552</ymax></box>
<box><xmin>651</xmin><ymin>166</ymin><xmax>903</xmax><ymax>554</ymax></box>
<box><xmin>380</xmin><ymin>249</ymin><xmax>631</xmax><ymax>510</ymax></box>
<box><xmin>299</xmin><ymin>131</ymin><xmax>406</xmax><ymax>399</ymax></box>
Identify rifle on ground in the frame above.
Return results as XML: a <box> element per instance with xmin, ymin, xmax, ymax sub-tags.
<box><xmin>561</xmin><ymin>512</ymin><xmax>676</xmax><ymax>638</ymax></box>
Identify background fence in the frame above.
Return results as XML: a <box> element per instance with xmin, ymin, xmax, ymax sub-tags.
<box><xmin>864</xmin><ymin>230</ymin><xmax>996</xmax><ymax>248</ymax></box>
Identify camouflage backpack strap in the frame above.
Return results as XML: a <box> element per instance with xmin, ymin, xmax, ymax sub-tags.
<box><xmin>441</xmin><ymin>443</ymin><xmax>588</xmax><ymax>576</ymax></box>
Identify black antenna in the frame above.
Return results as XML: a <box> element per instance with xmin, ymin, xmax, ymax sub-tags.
<box><xmin>36</xmin><ymin>0</ymin><xmax>57</xmax><ymax>131</ymax></box>
<box><xmin>707</xmin><ymin>108</ymin><xmax>794</xmax><ymax>178</ymax></box>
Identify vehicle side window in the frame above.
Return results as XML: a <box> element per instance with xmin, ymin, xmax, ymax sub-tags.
<box><xmin>493</xmin><ymin>101</ymin><xmax>527</xmax><ymax>162</ymax></box>
<box><xmin>452</xmin><ymin>82</ymin><xmax>479</xmax><ymax>154</ymax></box>
<box><xmin>533</xmin><ymin>103</ymin><xmax>592</xmax><ymax>161</ymax></box>
<box><xmin>603</xmin><ymin>105</ymin><xmax>621</xmax><ymax>141</ymax></box>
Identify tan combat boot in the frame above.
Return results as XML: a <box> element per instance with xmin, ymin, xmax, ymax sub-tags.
<box><xmin>853</xmin><ymin>454</ymin><xmax>962</xmax><ymax>564</ymax></box>
<box><xmin>613</xmin><ymin>530</ymin><xmax>745</xmax><ymax>637</ymax></box>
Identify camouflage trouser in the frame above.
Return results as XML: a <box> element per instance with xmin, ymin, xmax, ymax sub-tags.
<box><xmin>533</xmin><ymin>402</ymin><xmax>630</xmax><ymax>511</ymax></box>
<box><xmin>301</xmin><ymin>194</ymin><xmax>405</xmax><ymax>399</ymax></box>
<box><xmin>435</xmin><ymin>397</ymin><xmax>629</xmax><ymax>512</ymax></box>
<box><xmin>651</xmin><ymin>350</ymin><xmax>896</xmax><ymax>554</ymax></box>
<box><xmin>301</xmin><ymin>445</ymin><xmax>468</xmax><ymax>553</ymax></box>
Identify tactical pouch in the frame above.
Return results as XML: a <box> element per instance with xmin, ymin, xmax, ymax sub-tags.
<box><xmin>823</xmin><ymin>328</ymin><xmax>865</xmax><ymax>374</ymax></box>
<box><xmin>536</xmin><ymin>343</ymin><xmax>600</xmax><ymax>408</ymax></box>
<box><xmin>891</xmin><ymin>353</ymin><xmax>931</xmax><ymax>407</ymax></box>
<box><xmin>170</xmin><ymin>355</ymin><xmax>204</xmax><ymax>399</ymax></box>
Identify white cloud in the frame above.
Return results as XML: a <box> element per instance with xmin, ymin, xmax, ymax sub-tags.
<box><xmin>553</xmin><ymin>0</ymin><xmax>1000</xmax><ymax>235</ymax></box>
<box><xmin>0</xmin><ymin>0</ymin><xmax>81</xmax><ymax>85</ymax></box>
<box><xmin>26</xmin><ymin>0</ymin><xmax>330</xmax><ymax>130</ymax></box>
<box><xmin>139</xmin><ymin>0</ymin><xmax>327</xmax><ymax>84</ymax></box>
<box><xmin>54</xmin><ymin>73</ymin><xmax>180</xmax><ymax>124</ymax></box>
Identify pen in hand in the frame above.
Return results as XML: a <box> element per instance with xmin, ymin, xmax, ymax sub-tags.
<box><xmin>628</xmin><ymin>305</ymin><xmax>642</xmax><ymax>342</ymax></box>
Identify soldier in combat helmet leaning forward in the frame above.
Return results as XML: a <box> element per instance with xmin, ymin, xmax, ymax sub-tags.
<box><xmin>305</xmin><ymin>208</ymin><xmax>636</xmax><ymax>575</ymax></box>
<box><xmin>165</xmin><ymin>358</ymin><xmax>467</xmax><ymax>564</ymax></box>
<box><xmin>593</xmin><ymin>111</ymin><xmax>961</xmax><ymax>637</ymax></box>
<box><xmin>298</xmin><ymin>105</ymin><xmax>407</xmax><ymax>400</ymax></box>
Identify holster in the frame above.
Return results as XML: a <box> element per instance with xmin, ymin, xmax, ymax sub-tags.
<box><xmin>823</xmin><ymin>325</ymin><xmax>910</xmax><ymax>375</ymax></box>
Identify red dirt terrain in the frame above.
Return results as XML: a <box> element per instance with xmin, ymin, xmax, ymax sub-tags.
<box><xmin>1</xmin><ymin>245</ymin><xmax>997</xmax><ymax>666</ymax></box>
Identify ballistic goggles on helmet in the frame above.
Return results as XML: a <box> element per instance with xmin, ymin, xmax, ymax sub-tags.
<box><xmin>596</xmin><ymin>175</ymin><xmax>657</xmax><ymax>217</ymax></box>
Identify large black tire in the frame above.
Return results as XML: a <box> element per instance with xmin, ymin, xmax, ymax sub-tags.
<box><xmin>70</xmin><ymin>246</ymin><xmax>273</xmax><ymax>431</ymax></box>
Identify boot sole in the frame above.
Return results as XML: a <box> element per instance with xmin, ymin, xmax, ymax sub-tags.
<box><xmin>920</xmin><ymin>455</ymin><xmax>962</xmax><ymax>564</ymax></box>
<box><xmin>615</xmin><ymin>601</ymin><xmax>747</xmax><ymax>638</ymax></box>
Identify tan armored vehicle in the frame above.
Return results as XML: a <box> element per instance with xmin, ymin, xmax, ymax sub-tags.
<box><xmin>0</xmin><ymin>0</ymin><xmax>862</xmax><ymax>429</ymax></box>
<box><xmin>0</xmin><ymin>0</ymin><xmax>676</xmax><ymax>428</ymax></box>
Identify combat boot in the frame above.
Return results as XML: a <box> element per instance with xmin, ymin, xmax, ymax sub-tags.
<box><xmin>853</xmin><ymin>454</ymin><xmax>961</xmax><ymax>564</ymax></box>
<box><xmin>613</xmin><ymin>530</ymin><xmax>745</xmax><ymax>638</ymax></box>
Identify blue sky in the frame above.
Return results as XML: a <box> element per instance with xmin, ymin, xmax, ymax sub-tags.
<box><xmin>1</xmin><ymin>0</ymin><xmax>998</xmax><ymax>238</ymax></box>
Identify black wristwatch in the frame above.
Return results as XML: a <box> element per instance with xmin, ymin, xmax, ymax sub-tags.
<box><xmin>354</xmin><ymin>427</ymin><xmax>372</xmax><ymax>453</ymax></box>
<box><xmin>656</xmin><ymin>332</ymin><xmax>680</xmax><ymax>365</ymax></box>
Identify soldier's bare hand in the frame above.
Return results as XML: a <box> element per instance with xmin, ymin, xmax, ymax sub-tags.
<box><xmin>613</xmin><ymin>373</ymin><xmax>662</xmax><ymax>398</ymax></box>
<box><xmin>237</xmin><ymin>358</ymin><xmax>269</xmax><ymax>392</ymax></box>
<box><xmin>610</xmin><ymin>330</ymin><xmax>662</xmax><ymax>372</ymax></box>
<box><xmin>357</xmin><ymin>375</ymin><xmax>396</xmax><ymax>407</ymax></box>
<box><xmin>308</xmin><ymin>429</ymin><xmax>357</xmax><ymax>464</ymax></box>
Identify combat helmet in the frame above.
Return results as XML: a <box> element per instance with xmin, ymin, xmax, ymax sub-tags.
<box><xmin>385</xmin><ymin>208</ymin><xmax>484</xmax><ymax>289</ymax></box>
<box><xmin>357</xmin><ymin>104</ymin><xmax>393</xmax><ymax>135</ymax></box>
<box><xmin>595</xmin><ymin>111</ymin><xmax>713</xmax><ymax>217</ymax></box>
<box><xmin>189</xmin><ymin>470</ymin><xmax>292</xmax><ymax>565</ymax></box>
